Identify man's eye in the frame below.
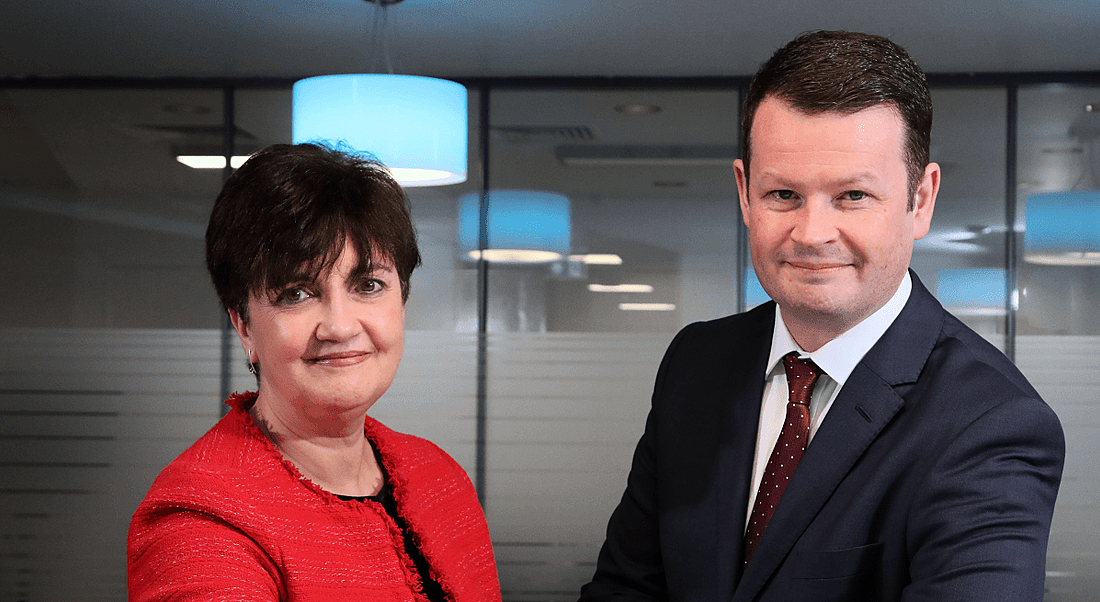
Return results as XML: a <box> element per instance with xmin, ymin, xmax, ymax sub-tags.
<box><xmin>845</xmin><ymin>190</ymin><xmax>867</xmax><ymax>201</ymax></box>
<box><xmin>774</xmin><ymin>190</ymin><xmax>795</xmax><ymax>200</ymax></box>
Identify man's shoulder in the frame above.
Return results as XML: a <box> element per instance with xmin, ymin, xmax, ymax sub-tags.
<box><xmin>653</xmin><ymin>303</ymin><xmax>775</xmax><ymax>391</ymax></box>
<box><xmin>930</xmin><ymin>310</ymin><xmax>1043</xmax><ymax>401</ymax></box>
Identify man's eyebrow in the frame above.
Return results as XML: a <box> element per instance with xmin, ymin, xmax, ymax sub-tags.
<box><xmin>754</xmin><ymin>171</ymin><xmax>883</xmax><ymax>188</ymax></box>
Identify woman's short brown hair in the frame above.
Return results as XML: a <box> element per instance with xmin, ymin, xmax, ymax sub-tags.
<box><xmin>205</xmin><ymin>143</ymin><xmax>421</xmax><ymax>321</ymax></box>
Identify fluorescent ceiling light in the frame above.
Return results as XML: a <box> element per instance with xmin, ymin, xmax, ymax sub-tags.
<box><xmin>176</xmin><ymin>155</ymin><xmax>251</xmax><ymax>169</ymax></box>
<box><xmin>619</xmin><ymin>302</ymin><xmax>676</xmax><ymax>311</ymax></box>
<box><xmin>589</xmin><ymin>283</ymin><xmax>654</xmax><ymax>293</ymax></box>
<box><xmin>569</xmin><ymin>254</ymin><xmax>623</xmax><ymax>265</ymax></box>
<box><xmin>466</xmin><ymin>249</ymin><xmax>563</xmax><ymax>264</ymax></box>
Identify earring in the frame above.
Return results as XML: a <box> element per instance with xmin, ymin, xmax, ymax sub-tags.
<box><xmin>247</xmin><ymin>349</ymin><xmax>258</xmax><ymax>375</ymax></box>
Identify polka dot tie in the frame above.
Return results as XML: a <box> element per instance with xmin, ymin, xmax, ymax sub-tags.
<box><xmin>743</xmin><ymin>352</ymin><xmax>820</xmax><ymax>564</ymax></box>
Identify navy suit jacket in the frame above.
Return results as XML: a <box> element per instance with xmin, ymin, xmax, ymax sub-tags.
<box><xmin>580</xmin><ymin>273</ymin><xmax>1064</xmax><ymax>602</ymax></box>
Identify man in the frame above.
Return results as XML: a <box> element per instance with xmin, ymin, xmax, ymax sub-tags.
<box><xmin>579</xmin><ymin>31</ymin><xmax>1064</xmax><ymax>602</ymax></box>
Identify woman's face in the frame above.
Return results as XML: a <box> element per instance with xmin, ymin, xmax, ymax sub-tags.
<box><xmin>230</xmin><ymin>240</ymin><xmax>405</xmax><ymax>420</ymax></box>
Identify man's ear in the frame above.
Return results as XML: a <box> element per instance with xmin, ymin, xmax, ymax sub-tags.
<box><xmin>734</xmin><ymin>159</ymin><xmax>751</xmax><ymax>228</ymax></box>
<box><xmin>911</xmin><ymin>162</ymin><xmax>940</xmax><ymax>240</ymax></box>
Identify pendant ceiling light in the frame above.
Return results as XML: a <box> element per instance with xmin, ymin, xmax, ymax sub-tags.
<box><xmin>292</xmin><ymin>0</ymin><xmax>467</xmax><ymax>187</ymax></box>
<box><xmin>1024</xmin><ymin>190</ymin><xmax>1100</xmax><ymax>265</ymax></box>
<box><xmin>458</xmin><ymin>191</ymin><xmax>572</xmax><ymax>264</ymax></box>
<box><xmin>936</xmin><ymin>268</ymin><xmax>1007</xmax><ymax>316</ymax></box>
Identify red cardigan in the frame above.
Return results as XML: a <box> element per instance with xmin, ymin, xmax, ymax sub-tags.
<box><xmin>128</xmin><ymin>392</ymin><xmax>501</xmax><ymax>602</ymax></box>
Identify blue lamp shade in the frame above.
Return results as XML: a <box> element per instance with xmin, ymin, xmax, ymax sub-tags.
<box><xmin>936</xmin><ymin>268</ymin><xmax>1007</xmax><ymax>316</ymax></box>
<box><xmin>1024</xmin><ymin>191</ymin><xmax>1100</xmax><ymax>265</ymax></box>
<box><xmin>293</xmin><ymin>74</ymin><xmax>467</xmax><ymax>187</ymax></box>
<box><xmin>458</xmin><ymin>191</ymin><xmax>571</xmax><ymax>263</ymax></box>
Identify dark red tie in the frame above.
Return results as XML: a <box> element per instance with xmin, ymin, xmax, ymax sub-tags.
<box><xmin>744</xmin><ymin>352</ymin><xmax>820</xmax><ymax>563</ymax></box>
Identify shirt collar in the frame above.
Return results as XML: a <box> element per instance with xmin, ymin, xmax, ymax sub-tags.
<box><xmin>766</xmin><ymin>271</ymin><xmax>912</xmax><ymax>386</ymax></box>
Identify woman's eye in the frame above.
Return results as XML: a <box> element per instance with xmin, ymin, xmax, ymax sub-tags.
<box><xmin>358</xmin><ymin>278</ymin><xmax>386</xmax><ymax>294</ymax></box>
<box><xmin>276</xmin><ymin>287</ymin><xmax>312</xmax><ymax>305</ymax></box>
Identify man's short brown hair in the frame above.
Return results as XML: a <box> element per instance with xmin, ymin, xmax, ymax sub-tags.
<box><xmin>740</xmin><ymin>30</ymin><xmax>933</xmax><ymax>207</ymax></box>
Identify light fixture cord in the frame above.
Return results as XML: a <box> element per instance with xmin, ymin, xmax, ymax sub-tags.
<box><xmin>368</xmin><ymin>1</ymin><xmax>396</xmax><ymax>75</ymax></box>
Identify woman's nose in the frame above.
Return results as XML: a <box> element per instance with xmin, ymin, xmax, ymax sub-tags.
<box><xmin>315</xmin><ymin>295</ymin><xmax>360</xmax><ymax>341</ymax></box>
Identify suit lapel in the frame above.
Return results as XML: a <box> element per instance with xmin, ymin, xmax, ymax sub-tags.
<box><xmin>732</xmin><ymin>272</ymin><xmax>944</xmax><ymax>601</ymax></box>
<box><xmin>713</xmin><ymin>305</ymin><xmax>775</xmax><ymax>587</ymax></box>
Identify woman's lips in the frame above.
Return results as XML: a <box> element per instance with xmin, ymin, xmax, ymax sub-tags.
<box><xmin>306</xmin><ymin>351</ymin><xmax>369</xmax><ymax>366</ymax></box>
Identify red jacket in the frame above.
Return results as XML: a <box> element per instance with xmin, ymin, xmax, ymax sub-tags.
<box><xmin>128</xmin><ymin>392</ymin><xmax>501</xmax><ymax>602</ymax></box>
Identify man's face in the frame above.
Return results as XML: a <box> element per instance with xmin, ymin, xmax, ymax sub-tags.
<box><xmin>734</xmin><ymin>97</ymin><xmax>938</xmax><ymax>347</ymax></box>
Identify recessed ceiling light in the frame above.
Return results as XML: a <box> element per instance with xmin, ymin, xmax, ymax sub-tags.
<box><xmin>588</xmin><ymin>283</ymin><xmax>654</xmax><ymax>293</ymax></box>
<box><xmin>176</xmin><ymin>155</ymin><xmax>251</xmax><ymax>169</ymax></box>
<box><xmin>615</xmin><ymin>103</ymin><xmax>661</xmax><ymax>115</ymax></box>
<box><xmin>619</xmin><ymin>302</ymin><xmax>675</xmax><ymax>311</ymax></box>
<box><xmin>569</xmin><ymin>254</ymin><xmax>623</xmax><ymax>265</ymax></box>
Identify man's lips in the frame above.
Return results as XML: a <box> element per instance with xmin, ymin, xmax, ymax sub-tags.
<box><xmin>784</xmin><ymin>260</ymin><xmax>850</xmax><ymax>271</ymax></box>
<box><xmin>305</xmin><ymin>351</ymin><xmax>370</xmax><ymax>366</ymax></box>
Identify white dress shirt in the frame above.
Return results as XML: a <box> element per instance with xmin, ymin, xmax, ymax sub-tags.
<box><xmin>745</xmin><ymin>272</ymin><xmax>913</xmax><ymax>528</ymax></box>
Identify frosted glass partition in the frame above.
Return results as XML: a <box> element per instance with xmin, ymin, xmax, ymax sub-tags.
<box><xmin>914</xmin><ymin>88</ymin><xmax>1009</xmax><ymax>350</ymax></box>
<box><xmin>484</xmin><ymin>332</ymin><xmax>669</xmax><ymax>597</ymax></box>
<box><xmin>1016</xmin><ymin>84</ymin><xmax>1100</xmax><ymax>601</ymax></box>
<box><xmin>0</xmin><ymin>85</ymin><xmax>483</xmax><ymax>601</ymax></box>
<box><xmin>482</xmin><ymin>88</ymin><xmax>742</xmax><ymax>600</ymax></box>
<box><xmin>3</xmin><ymin>78</ymin><xmax>1099</xmax><ymax>602</ymax></box>
<box><xmin>0</xmin><ymin>328</ymin><xmax>231</xmax><ymax>600</ymax></box>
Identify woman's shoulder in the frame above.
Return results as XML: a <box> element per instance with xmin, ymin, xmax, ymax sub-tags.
<box><xmin>364</xmin><ymin>416</ymin><xmax>466</xmax><ymax>478</ymax></box>
<box><xmin>139</xmin><ymin>392</ymin><xmax>289</xmax><ymax>507</ymax></box>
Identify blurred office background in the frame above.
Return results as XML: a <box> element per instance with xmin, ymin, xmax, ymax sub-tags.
<box><xmin>1</xmin><ymin>3</ymin><xmax>1098</xmax><ymax>601</ymax></box>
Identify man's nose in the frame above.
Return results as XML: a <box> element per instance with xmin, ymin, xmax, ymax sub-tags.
<box><xmin>790</xmin><ymin>198</ymin><xmax>839</xmax><ymax>247</ymax></box>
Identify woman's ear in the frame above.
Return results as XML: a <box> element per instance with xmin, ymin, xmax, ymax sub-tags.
<box><xmin>228</xmin><ymin>308</ymin><xmax>253</xmax><ymax>358</ymax></box>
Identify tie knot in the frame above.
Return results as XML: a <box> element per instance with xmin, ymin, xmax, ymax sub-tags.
<box><xmin>783</xmin><ymin>352</ymin><xmax>819</xmax><ymax>406</ymax></box>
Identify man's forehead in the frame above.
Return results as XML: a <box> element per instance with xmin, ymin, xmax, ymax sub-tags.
<box><xmin>754</xmin><ymin>96</ymin><xmax>903</xmax><ymax>129</ymax></box>
<box><xmin>748</xmin><ymin>98</ymin><xmax>907</xmax><ymax>159</ymax></box>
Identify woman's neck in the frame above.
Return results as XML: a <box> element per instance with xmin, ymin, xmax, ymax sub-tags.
<box><xmin>248</xmin><ymin>398</ymin><xmax>385</xmax><ymax>497</ymax></box>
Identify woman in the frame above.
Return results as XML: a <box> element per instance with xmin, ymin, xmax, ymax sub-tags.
<box><xmin>128</xmin><ymin>143</ymin><xmax>501</xmax><ymax>602</ymax></box>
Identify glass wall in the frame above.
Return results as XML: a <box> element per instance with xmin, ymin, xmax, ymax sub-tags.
<box><xmin>916</xmin><ymin>88</ymin><xmax>1009</xmax><ymax>349</ymax></box>
<box><xmin>0</xmin><ymin>87</ymin><xmax>227</xmax><ymax>601</ymax></box>
<box><xmin>1016</xmin><ymin>84</ymin><xmax>1100</xmax><ymax>600</ymax></box>
<box><xmin>481</xmin><ymin>88</ymin><xmax>741</xmax><ymax>599</ymax></box>
<box><xmin>0</xmin><ymin>77</ymin><xmax>1097</xmax><ymax>601</ymax></box>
